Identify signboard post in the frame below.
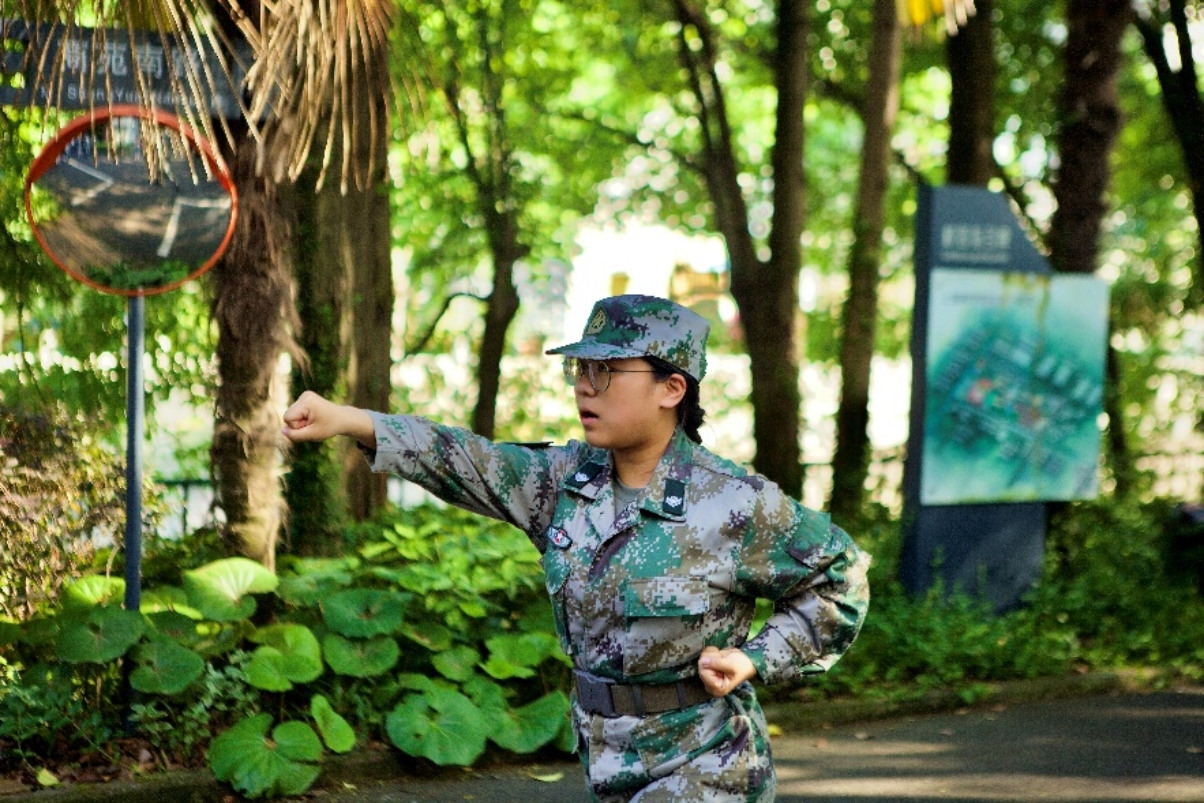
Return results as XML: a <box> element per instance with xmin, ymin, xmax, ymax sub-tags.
<box><xmin>900</xmin><ymin>184</ymin><xmax>1109</xmax><ymax>610</ymax></box>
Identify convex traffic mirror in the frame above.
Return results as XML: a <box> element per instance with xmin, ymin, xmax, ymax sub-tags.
<box><xmin>25</xmin><ymin>104</ymin><xmax>236</xmax><ymax>296</ymax></box>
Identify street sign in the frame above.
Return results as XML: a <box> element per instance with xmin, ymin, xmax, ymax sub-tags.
<box><xmin>1</xmin><ymin>20</ymin><xmax>250</xmax><ymax>119</ymax></box>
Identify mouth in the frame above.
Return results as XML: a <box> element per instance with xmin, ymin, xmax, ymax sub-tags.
<box><xmin>578</xmin><ymin>408</ymin><xmax>599</xmax><ymax>425</ymax></box>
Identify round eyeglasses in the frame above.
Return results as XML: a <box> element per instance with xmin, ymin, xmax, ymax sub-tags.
<box><xmin>563</xmin><ymin>357</ymin><xmax>657</xmax><ymax>393</ymax></box>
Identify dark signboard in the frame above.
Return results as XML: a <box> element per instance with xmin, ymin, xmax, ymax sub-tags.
<box><xmin>900</xmin><ymin>184</ymin><xmax>1109</xmax><ymax>611</ymax></box>
<box><xmin>1</xmin><ymin>20</ymin><xmax>250</xmax><ymax>119</ymax></box>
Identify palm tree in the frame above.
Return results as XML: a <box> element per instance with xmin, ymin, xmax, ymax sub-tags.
<box><xmin>9</xmin><ymin>1</ymin><xmax>401</xmax><ymax>567</ymax></box>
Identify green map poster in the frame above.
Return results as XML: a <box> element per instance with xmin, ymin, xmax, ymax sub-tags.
<box><xmin>921</xmin><ymin>269</ymin><xmax>1109</xmax><ymax>505</ymax></box>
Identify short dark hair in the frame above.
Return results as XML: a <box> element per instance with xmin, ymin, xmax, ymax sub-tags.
<box><xmin>644</xmin><ymin>356</ymin><xmax>706</xmax><ymax>444</ymax></box>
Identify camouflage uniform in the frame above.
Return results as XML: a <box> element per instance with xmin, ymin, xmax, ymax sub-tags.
<box><xmin>363</xmin><ymin>295</ymin><xmax>871</xmax><ymax>802</ymax></box>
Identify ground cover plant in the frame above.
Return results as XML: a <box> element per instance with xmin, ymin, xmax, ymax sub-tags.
<box><xmin>1</xmin><ymin>419</ymin><xmax>1201</xmax><ymax>797</ymax></box>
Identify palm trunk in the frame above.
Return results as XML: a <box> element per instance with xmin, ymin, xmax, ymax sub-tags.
<box><xmin>211</xmin><ymin>140</ymin><xmax>297</xmax><ymax>571</ymax></box>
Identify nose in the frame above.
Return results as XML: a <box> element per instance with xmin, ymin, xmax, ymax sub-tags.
<box><xmin>574</xmin><ymin>371</ymin><xmax>598</xmax><ymax>396</ymax></box>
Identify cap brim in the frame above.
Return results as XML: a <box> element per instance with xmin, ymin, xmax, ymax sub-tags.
<box><xmin>545</xmin><ymin>340</ymin><xmax>648</xmax><ymax>361</ymax></box>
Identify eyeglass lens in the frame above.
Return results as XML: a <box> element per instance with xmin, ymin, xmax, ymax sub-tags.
<box><xmin>563</xmin><ymin>358</ymin><xmax>611</xmax><ymax>392</ymax></box>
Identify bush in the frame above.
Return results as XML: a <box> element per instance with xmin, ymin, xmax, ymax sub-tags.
<box><xmin>0</xmin><ymin>405</ymin><xmax>129</xmax><ymax>618</ymax></box>
<box><xmin>0</xmin><ymin>502</ymin><xmax>571</xmax><ymax>798</ymax></box>
<box><xmin>777</xmin><ymin>497</ymin><xmax>1204</xmax><ymax>703</ymax></box>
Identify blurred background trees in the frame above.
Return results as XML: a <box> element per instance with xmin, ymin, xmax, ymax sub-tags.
<box><xmin>0</xmin><ymin>0</ymin><xmax>1201</xmax><ymax>573</ymax></box>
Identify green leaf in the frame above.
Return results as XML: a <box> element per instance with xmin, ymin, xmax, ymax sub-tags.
<box><xmin>399</xmin><ymin>621</ymin><xmax>453</xmax><ymax>652</ymax></box>
<box><xmin>385</xmin><ymin>689</ymin><xmax>488</xmax><ymax>766</ymax></box>
<box><xmin>208</xmin><ymin>714</ymin><xmax>322</xmax><ymax>800</ymax></box>
<box><xmin>489</xmin><ymin>691</ymin><xmax>570</xmax><ymax>754</ymax></box>
<box><xmin>276</xmin><ymin>557</ymin><xmax>356</xmax><ymax>605</ymax></box>
<box><xmin>321</xmin><ymin>633</ymin><xmax>400</xmax><ymax>678</ymax></box>
<box><xmin>129</xmin><ymin>639</ymin><xmax>205</xmax><ymax>695</ymax></box>
<box><xmin>431</xmin><ymin>644</ymin><xmax>479</xmax><ymax>682</ymax></box>
<box><xmin>62</xmin><ymin>575</ymin><xmax>125</xmax><ymax>609</ymax></box>
<box><xmin>311</xmin><ymin>694</ymin><xmax>356</xmax><ymax>754</ymax></box>
<box><xmin>322</xmin><ymin>589</ymin><xmax>407</xmax><ymax>637</ymax></box>
<box><xmin>481</xmin><ymin>632</ymin><xmax>561</xmax><ymax>679</ymax></box>
<box><xmin>246</xmin><ymin>646</ymin><xmax>294</xmax><ymax>692</ymax></box>
<box><xmin>251</xmin><ymin>624</ymin><xmax>323</xmax><ymax>682</ymax></box>
<box><xmin>56</xmin><ymin>607</ymin><xmax>145</xmax><ymax>663</ymax></box>
<box><xmin>145</xmin><ymin>610</ymin><xmax>205</xmax><ymax>647</ymax></box>
<box><xmin>273</xmin><ymin>720</ymin><xmax>323</xmax><ymax>762</ymax></box>
<box><xmin>184</xmin><ymin>558</ymin><xmax>278</xmax><ymax>622</ymax></box>
<box><xmin>140</xmin><ymin>586</ymin><xmax>203</xmax><ymax>619</ymax></box>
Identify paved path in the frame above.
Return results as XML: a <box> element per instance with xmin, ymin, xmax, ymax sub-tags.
<box><xmin>313</xmin><ymin>688</ymin><xmax>1204</xmax><ymax>803</ymax></box>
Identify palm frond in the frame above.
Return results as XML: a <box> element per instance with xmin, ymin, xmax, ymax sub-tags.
<box><xmin>898</xmin><ymin>0</ymin><xmax>975</xmax><ymax>35</ymax></box>
<box><xmin>5</xmin><ymin>0</ymin><xmax>423</xmax><ymax>191</ymax></box>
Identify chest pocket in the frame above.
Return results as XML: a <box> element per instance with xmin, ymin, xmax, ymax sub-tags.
<box><xmin>542</xmin><ymin>548</ymin><xmax>574</xmax><ymax>658</ymax></box>
<box><xmin>622</xmin><ymin>576</ymin><xmax>711</xmax><ymax>677</ymax></box>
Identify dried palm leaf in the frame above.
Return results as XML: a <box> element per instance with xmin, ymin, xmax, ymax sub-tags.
<box><xmin>898</xmin><ymin>0</ymin><xmax>976</xmax><ymax>35</ymax></box>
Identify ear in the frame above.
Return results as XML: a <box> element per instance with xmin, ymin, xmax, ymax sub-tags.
<box><xmin>657</xmin><ymin>373</ymin><xmax>688</xmax><ymax>410</ymax></box>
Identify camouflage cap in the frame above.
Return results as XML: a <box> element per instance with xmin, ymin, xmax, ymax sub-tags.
<box><xmin>546</xmin><ymin>294</ymin><xmax>710</xmax><ymax>381</ymax></box>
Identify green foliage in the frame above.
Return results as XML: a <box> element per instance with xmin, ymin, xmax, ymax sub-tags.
<box><xmin>208</xmin><ymin>713</ymin><xmax>323</xmax><ymax>799</ymax></box>
<box><xmin>0</xmin><ymin>502</ymin><xmax>571</xmax><ymax>797</ymax></box>
<box><xmin>0</xmin><ymin>405</ymin><xmax>164</xmax><ymax>619</ymax></box>
<box><xmin>783</xmin><ymin>499</ymin><xmax>1204</xmax><ymax>704</ymax></box>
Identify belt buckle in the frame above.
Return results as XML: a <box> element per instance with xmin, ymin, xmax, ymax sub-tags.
<box><xmin>574</xmin><ymin>671</ymin><xmax>618</xmax><ymax>718</ymax></box>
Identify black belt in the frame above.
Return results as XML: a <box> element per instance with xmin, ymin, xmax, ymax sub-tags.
<box><xmin>574</xmin><ymin>669</ymin><xmax>713</xmax><ymax>718</ymax></box>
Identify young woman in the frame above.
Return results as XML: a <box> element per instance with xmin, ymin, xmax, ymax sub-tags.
<box><xmin>282</xmin><ymin>294</ymin><xmax>870</xmax><ymax>802</ymax></box>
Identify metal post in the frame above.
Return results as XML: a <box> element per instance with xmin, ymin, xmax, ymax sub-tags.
<box><xmin>124</xmin><ymin>295</ymin><xmax>144</xmax><ymax>613</ymax></box>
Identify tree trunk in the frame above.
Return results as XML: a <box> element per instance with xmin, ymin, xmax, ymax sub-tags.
<box><xmin>676</xmin><ymin>0</ymin><xmax>806</xmax><ymax>498</ymax></box>
<box><xmin>829</xmin><ymin>0</ymin><xmax>901</xmax><ymax>522</ymax></box>
<box><xmin>1133</xmin><ymin>1</ymin><xmax>1204</xmax><ymax>305</ymax></box>
<box><xmin>342</xmin><ymin>50</ymin><xmax>394</xmax><ymax>521</ymax></box>
<box><xmin>288</xmin><ymin>37</ymin><xmax>393</xmax><ymax>537</ymax></box>
<box><xmin>946</xmin><ymin>0</ymin><xmax>996</xmax><ymax>185</ymax></box>
<box><xmin>472</xmin><ymin>212</ymin><xmax>523</xmax><ymax>439</ymax></box>
<box><xmin>1049</xmin><ymin>0</ymin><xmax>1129</xmax><ymax>274</ymax></box>
<box><xmin>1049</xmin><ymin>0</ymin><xmax>1131</xmax><ymax>493</ymax></box>
<box><xmin>286</xmin><ymin>175</ymin><xmax>351</xmax><ymax>551</ymax></box>
<box><xmin>211</xmin><ymin>141</ymin><xmax>297</xmax><ymax>571</ymax></box>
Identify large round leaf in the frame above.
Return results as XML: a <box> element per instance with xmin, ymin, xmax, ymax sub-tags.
<box><xmin>399</xmin><ymin>620</ymin><xmax>453</xmax><ymax>652</ymax></box>
<box><xmin>489</xmin><ymin>691</ymin><xmax>571</xmax><ymax>754</ymax></box>
<box><xmin>129</xmin><ymin>638</ymin><xmax>205</xmax><ymax>695</ymax></box>
<box><xmin>140</xmin><ymin>585</ymin><xmax>203</xmax><ymax>619</ymax></box>
<box><xmin>146</xmin><ymin>610</ymin><xmax>205</xmax><ymax>647</ymax></box>
<box><xmin>245</xmin><ymin>624</ymin><xmax>323</xmax><ymax>691</ymax></box>
<box><xmin>276</xmin><ymin>557</ymin><xmax>355</xmax><ymax>606</ymax></box>
<box><xmin>62</xmin><ymin>576</ymin><xmax>125</xmax><ymax>610</ymax></box>
<box><xmin>322</xmin><ymin>588</ymin><xmax>407</xmax><ymax>637</ymax></box>
<box><xmin>431</xmin><ymin>644</ymin><xmax>479</xmax><ymax>682</ymax></box>
<box><xmin>322</xmin><ymin>633</ymin><xmax>399</xmax><ymax>678</ymax></box>
<box><xmin>184</xmin><ymin>558</ymin><xmax>278</xmax><ymax>622</ymax></box>
<box><xmin>481</xmin><ymin>632</ymin><xmax>562</xmax><ymax>680</ymax></box>
<box><xmin>208</xmin><ymin>714</ymin><xmax>322</xmax><ymax>799</ymax></box>
<box><xmin>386</xmin><ymin>688</ymin><xmax>488</xmax><ymax>766</ymax></box>
<box><xmin>56</xmin><ymin>607</ymin><xmax>145</xmax><ymax>663</ymax></box>
<box><xmin>311</xmin><ymin>694</ymin><xmax>356</xmax><ymax>753</ymax></box>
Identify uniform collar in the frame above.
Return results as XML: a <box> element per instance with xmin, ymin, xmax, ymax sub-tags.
<box><xmin>561</xmin><ymin>429</ymin><xmax>693</xmax><ymax>522</ymax></box>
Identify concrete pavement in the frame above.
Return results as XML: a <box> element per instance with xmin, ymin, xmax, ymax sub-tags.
<box><xmin>306</xmin><ymin>686</ymin><xmax>1204</xmax><ymax>803</ymax></box>
<box><xmin>6</xmin><ymin>678</ymin><xmax>1201</xmax><ymax>802</ymax></box>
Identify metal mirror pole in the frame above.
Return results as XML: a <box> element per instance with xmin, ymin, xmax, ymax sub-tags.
<box><xmin>124</xmin><ymin>294</ymin><xmax>144</xmax><ymax>613</ymax></box>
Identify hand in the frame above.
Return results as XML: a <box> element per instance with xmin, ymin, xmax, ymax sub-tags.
<box><xmin>698</xmin><ymin>646</ymin><xmax>757</xmax><ymax>697</ymax></box>
<box><xmin>282</xmin><ymin>391</ymin><xmax>376</xmax><ymax>448</ymax></box>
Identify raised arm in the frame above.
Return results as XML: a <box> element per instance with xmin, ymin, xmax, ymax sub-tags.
<box><xmin>282</xmin><ymin>390</ymin><xmax>376</xmax><ymax>450</ymax></box>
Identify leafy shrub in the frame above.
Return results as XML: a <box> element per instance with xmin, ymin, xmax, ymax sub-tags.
<box><xmin>0</xmin><ymin>502</ymin><xmax>570</xmax><ymax>799</ymax></box>
<box><xmin>0</xmin><ymin>405</ymin><xmax>138</xmax><ymax>619</ymax></box>
<box><xmin>787</xmin><ymin>497</ymin><xmax>1204</xmax><ymax>703</ymax></box>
